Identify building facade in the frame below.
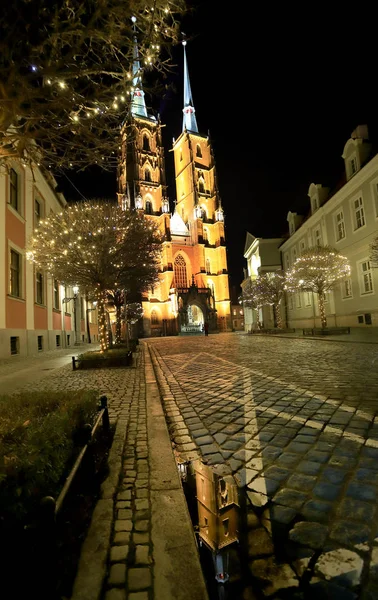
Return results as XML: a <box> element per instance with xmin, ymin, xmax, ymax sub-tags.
<box><xmin>0</xmin><ymin>161</ymin><xmax>98</xmax><ymax>359</ymax></box>
<box><xmin>241</xmin><ymin>233</ymin><xmax>284</xmax><ymax>331</ymax></box>
<box><xmin>118</xmin><ymin>40</ymin><xmax>231</xmax><ymax>336</ymax></box>
<box><xmin>281</xmin><ymin>125</ymin><xmax>378</xmax><ymax>329</ymax></box>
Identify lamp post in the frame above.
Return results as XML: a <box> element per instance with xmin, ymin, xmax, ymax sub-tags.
<box><xmin>62</xmin><ymin>285</ymin><xmax>79</xmax><ymax>344</ymax></box>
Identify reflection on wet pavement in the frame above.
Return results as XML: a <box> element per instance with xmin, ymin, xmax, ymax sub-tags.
<box><xmin>147</xmin><ymin>334</ymin><xmax>378</xmax><ymax>599</ymax></box>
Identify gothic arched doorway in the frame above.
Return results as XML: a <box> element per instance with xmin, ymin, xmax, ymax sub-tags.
<box><xmin>187</xmin><ymin>304</ymin><xmax>204</xmax><ymax>326</ymax></box>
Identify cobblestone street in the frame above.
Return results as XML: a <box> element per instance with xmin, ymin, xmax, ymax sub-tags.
<box><xmin>147</xmin><ymin>332</ymin><xmax>378</xmax><ymax>599</ymax></box>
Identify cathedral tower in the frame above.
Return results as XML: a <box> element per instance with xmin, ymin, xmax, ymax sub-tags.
<box><xmin>119</xmin><ymin>36</ymin><xmax>231</xmax><ymax>336</ymax></box>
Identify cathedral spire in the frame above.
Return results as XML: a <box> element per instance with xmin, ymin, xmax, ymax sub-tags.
<box><xmin>182</xmin><ymin>39</ymin><xmax>198</xmax><ymax>133</ymax></box>
<box><xmin>131</xmin><ymin>16</ymin><xmax>147</xmax><ymax>118</ymax></box>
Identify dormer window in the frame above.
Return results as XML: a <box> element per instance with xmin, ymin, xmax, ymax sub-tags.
<box><xmin>289</xmin><ymin>220</ymin><xmax>294</xmax><ymax>235</ymax></box>
<box><xmin>311</xmin><ymin>196</ymin><xmax>319</xmax><ymax>214</ymax></box>
<box><xmin>350</xmin><ymin>156</ymin><xmax>357</xmax><ymax>176</ymax></box>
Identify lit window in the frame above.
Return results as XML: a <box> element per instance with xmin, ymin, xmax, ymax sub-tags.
<box><xmin>10</xmin><ymin>168</ymin><xmax>19</xmax><ymax>211</ymax></box>
<box><xmin>353</xmin><ymin>197</ymin><xmax>365</xmax><ymax>229</ymax></box>
<box><xmin>10</xmin><ymin>249</ymin><xmax>21</xmax><ymax>297</ymax></box>
<box><xmin>36</xmin><ymin>272</ymin><xmax>44</xmax><ymax>304</ymax></box>
<box><xmin>360</xmin><ymin>260</ymin><xmax>373</xmax><ymax>294</ymax></box>
<box><xmin>151</xmin><ymin>310</ymin><xmax>159</xmax><ymax>324</ymax></box>
<box><xmin>335</xmin><ymin>210</ymin><xmax>345</xmax><ymax>241</ymax></box>
<box><xmin>174</xmin><ymin>254</ymin><xmax>188</xmax><ymax>288</ymax></box>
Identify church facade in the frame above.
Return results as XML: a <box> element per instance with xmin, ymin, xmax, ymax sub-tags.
<box><xmin>118</xmin><ymin>40</ymin><xmax>231</xmax><ymax>336</ymax></box>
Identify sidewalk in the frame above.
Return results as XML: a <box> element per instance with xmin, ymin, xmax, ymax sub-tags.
<box><xmin>244</xmin><ymin>326</ymin><xmax>378</xmax><ymax>344</ymax></box>
<box><xmin>0</xmin><ymin>342</ymin><xmax>208</xmax><ymax>600</ymax></box>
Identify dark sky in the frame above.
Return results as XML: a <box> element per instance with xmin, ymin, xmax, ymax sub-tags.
<box><xmin>59</xmin><ymin>2</ymin><xmax>377</xmax><ymax>291</ymax></box>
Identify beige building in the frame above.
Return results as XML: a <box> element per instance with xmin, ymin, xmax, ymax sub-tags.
<box><xmin>281</xmin><ymin>125</ymin><xmax>378</xmax><ymax>329</ymax></box>
<box><xmin>118</xmin><ymin>40</ymin><xmax>231</xmax><ymax>337</ymax></box>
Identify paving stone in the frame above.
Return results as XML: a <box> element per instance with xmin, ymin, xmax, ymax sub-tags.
<box><xmin>108</xmin><ymin>563</ymin><xmax>126</xmax><ymax>586</ymax></box>
<box><xmin>115</xmin><ymin>519</ymin><xmax>133</xmax><ymax>532</ymax></box>
<box><xmin>273</xmin><ymin>488</ymin><xmax>308</xmax><ymax>510</ymax></box>
<box><xmin>321</xmin><ymin>466</ymin><xmax>347</xmax><ymax>485</ymax></box>
<box><xmin>117</xmin><ymin>490</ymin><xmax>132</xmax><ymax>501</ymax></box>
<box><xmin>337</xmin><ymin>498</ymin><xmax>376</xmax><ymax>522</ymax></box>
<box><xmin>135</xmin><ymin>545</ymin><xmax>151</xmax><ymax>565</ymax></box>
<box><xmin>105</xmin><ymin>589</ymin><xmax>127</xmax><ymax>600</ymax></box>
<box><xmin>234</xmin><ymin>468</ymin><xmax>259</xmax><ymax>487</ymax></box>
<box><xmin>134</xmin><ymin>520</ymin><xmax>149</xmax><ymax>532</ymax></box>
<box><xmin>277</xmin><ymin>453</ymin><xmax>300</xmax><ymax>467</ymax></box>
<box><xmin>247</xmin><ymin>489</ymin><xmax>269</xmax><ymax>508</ymax></box>
<box><xmin>289</xmin><ymin>521</ymin><xmax>328</xmax><ymax>549</ymax></box>
<box><xmin>213</xmin><ymin>432</ymin><xmax>228</xmax><ymax>444</ymax></box>
<box><xmin>346</xmin><ymin>483</ymin><xmax>378</xmax><ymax>502</ymax></box>
<box><xmin>309</xmin><ymin>579</ymin><xmax>358</xmax><ymax>599</ymax></box>
<box><xmin>229</xmin><ymin>457</ymin><xmax>243</xmax><ymax>472</ymax></box>
<box><xmin>135</xmin><ymin>499</ymin><xmax>149</xmax><ymax>510</ymax></box>
<box><xmin>192</xmin><ymin>428</ymin><xmax>210</xmax><ymax>439</ymax></box>
<box><xmin>249</xmin><ymin>556</ymin><xmax>299</xmax><ymax>596</ymax></box>
<box><xmin>118</xmin><ymin>509</ymin><xmax>133</xmax><ymax>520</ymax></box>
<box><xmin>265</xmin><ymin>505</ymin><xmax>297</xmax><ymax>525</ymax></box>
<box><xmin>263</xmin><ymin>466</ymin><xmax>290</xmax><ymax>482</ymax></box>
<box><xmin>247</xmin><ymin>528</ymin><xmax>274</xmax><ymax>557</ymax></box>
<box><xmin>133</xmin><ymin>532</ymin><xmax>150</xmax><ymax>544</ymax></box>
<box><xmin>301</xmin><ymin>499</ymin><xmax>333</xmax><ymax>523</ymax></box>
<box><xmin>330</xmin><ymin>520</ymin><xmax>371</xmax><ymax>549</ymax></box>
<box><xmin>196</xmin><ymin>435</ymin><xmax>214</xmax><ymax>445</ymax></box>
<box><xmin>315</xmin><ymin>548</ymin><xmax>363</xmax><ymax>587</ymax></box>
<box><xmin>313</xmin><ymin>482</ymin><xmax>342</xmax><ymax>501</ymax></box>
<box><xmin>287</xmin><ymin>473</ymin><xmax>317</xmax><ymax>491</ymax></box>
<box><xmin>128</xmin><ymin>567</ymin><xmax>152</xmax><ymax>591</ymax></box>
<box><xmin>200</xmin><ymin>443</ymin><xmax>219</xmax><ymax>456</ymax></box>
<box><xmin>110</xmin><ymin>545</ymin><xmax>129</xmax><ymax>563</ymax></box>
<box><xmin>114</xmin><ymin>532</ymin><xmax>131</xmax><ymax>545</ymax></box>
<box><xmin>128</xmin><ymin>593</ymin><xmax>149</xmax><ymax>600</ymax></box>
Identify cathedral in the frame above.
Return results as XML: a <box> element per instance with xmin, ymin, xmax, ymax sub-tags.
<box><xmin>118</xmin><ymin>39</ymin><xmax>231</xmax><ymax>337</ymax></box>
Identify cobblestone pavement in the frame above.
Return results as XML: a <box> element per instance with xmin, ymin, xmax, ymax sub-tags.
<box><xmin>146</xmin><ymin>333</ymin><xmax>378</xmax><ymax>599</ymax></box>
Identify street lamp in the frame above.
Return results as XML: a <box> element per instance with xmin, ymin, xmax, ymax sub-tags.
<box><xmin>62</xmin><ymin>286</ymin><xmax>79</xmax><ymax>344</ymax></box>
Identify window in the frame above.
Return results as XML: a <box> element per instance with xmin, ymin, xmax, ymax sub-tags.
<box><xmin>222</xmin><ymin>518</ymin><xmax>229</xmax><ymax>537</ymax></box>
<box><xmin>36</xmin><ymin>272</ymin><xmax>44</xmax><ymax>304</ymax></box>
<box><xmin>289</xmin><ymin>294</ymin><xmax>294</xmax><ymax>310</ymax></box>
<box><xmin>350</xmin><ymin>157</ymin><xmax>357</xmax><ymax>176</ymax></box>
<box><xmin>174</xmin><ymin>254</ymin><xmax>188</xmax><ymax>289</ymax></box>
<box><xmin>342</xmin><ymin>278</ymin><xmax>352</xmax><ymax>298</ymax></box>
<box><xmin>9</xmin><ymin>168</ymin><xmax>19</xmax><ymax>211</ymax></box>
<box><xmin>311</xmin><ymin>196</ymin><xmax>319</xmax><ymax>213</ymax></box>
<box><xmin>360</xmin><ymin>260</ymin><xmax>373</xmax><ymax>294</ymax></box>
<box><xmin>305</xmin><ymin>292</ymin><xmax>312</xmax><ymax>306</ymax></box>
<box><xmin>10</xmin><ymin>336</ymin><xmax>20</xmax><ymax>355</ymax></box>
<box><xmin>38</xmin><ymin>336</ymin><xmax>43</xmax><ymax>351</ymax></box>
<box><xmin>203</xmin><ymin>228</ymin><xmax>208</xmax><ymax>242</ymax></box>
<box><xmin>54</xmin><ymin>280</ymin><xmax>60</xmax><ymax>309</ymax></box>
<box><xmin>335</xmin><ymin>210</ymin><xmax>345</xmax><ymax>241</ymax></box>
<box><xmin>145</xmin><ymin>200</ymin><xmax>152</xmax><ymax>214</ymax></box>
<box><xmin>300</xmin><ymin>240</ymin><xmax>306</xmax><ymax>254</ymax></box>
<box><xmin>206</xmin><ymin>258</ymin><xmax>211</xmax><ymax>274</ymax></box>
<box><xmin>56</xmin><ymin>335</ymin><xmax>61</xmax><ymax>347</ymax></box>
<box><xmin>353</xmin><ymin>197</ymin><xmax>365</xmax><ymax>230</ymax></box>
<box><xmin>233</xmin><ymin>309</ymin><xmax>236</xmax><ymax>316</ymax></box>
<box><xmin>67</xmin><ymin>334</ymin><xmax>71</xmax><ymax>346</ymax></box>
<box><xmin>80</xmin><ymin>296</ymin><xmax>84</xmax><ymax>316</ymax></box>
<box><xmin>314</xmin><ymin>226</ymin><xmax>322</xmax><ymax>246</ymax></box>
<box><xmin>143</xmin><ymin>134</ymin><xmax>150</xmax><ymax>151</ymax></box>
<box><xmin>151</xmin><ymin>310</ymin><xmax>159</xmax><ymax>325</ymax></box>
<box><xmin>10</xmin><ymin>249</ymin><xmax>21</xmax><ymax>297</ymax></box>
<box><xmin>296</xmin><ymin>292</ymin><xmax>302</xmax><ymax>308</ymax></box>
<box><xmin>145</xmin><ymin>169</ymin><xmax>151</xmax><ymax>182</ymax></box>
<box><xmin>34</xmin><ymin>198</ymin><xmax>41</xmax><ymax>227</ymax></box>
<box><xmin>292</xmin><ymin>248</ymin><xmax>297</xmax><ymax>263</ymax></box>
<box><xmin>198</xmin><ymin>179</ymin><xmax>205</xmax><ymax>193</ymax></box>
<box><xmin>196</xmin><ymin>144</ymin><xmax>202</xmax><ymax>158</ymax></box>
<box><xmin>289</xmin><ymin>220</ymin><xmax>294</xmax><ymax>235</ymax></box>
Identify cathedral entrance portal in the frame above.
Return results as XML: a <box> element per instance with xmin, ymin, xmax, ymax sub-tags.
<box><xmin>187</xmin><ymin>304</ymin><xmax>204</xmax><ymax>327</ymax></box>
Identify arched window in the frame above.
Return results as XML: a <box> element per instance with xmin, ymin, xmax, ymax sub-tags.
<box><xmin>151</xmin><ymin>309</ymin><xmax>159</xmax><ymax>324</ymax></box>
<box><xmin>143</xmin><ymin>134</ymin><xmax>150</xmax><ymax>151</ymax></box>
<box><xmin>145</xmin><ymin>200</ymin><xmax>152</xmax><ymax>214</ymax></box>
<box><xmin>174</xmin><ymin>254</ymin><xmax>188</xmax><ymax>289</ymax></box>
<box><xmin>198</xmin><ymin>179</ymin><xmax>205</xmax><ymax>193</ymax></box>
<box><xmin>145</xmin><ymin>169</ymin><xmax>151</xmax><ymax>182</ymax></box>
<box><xmin>206</xmin><ymin>258</ymin><xmax>211</xmax><ymax>274</ymax></box>
<box><xmin>196</xmin><ymin>144</ymin><xmax>202</xmax><ymax>158</ymax></box>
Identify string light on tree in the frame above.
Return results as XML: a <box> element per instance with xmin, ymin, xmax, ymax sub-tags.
<box><xmin>284</xmin><ymin>245</ymin><xmax>351</xmax><ymax>329</ymax></box>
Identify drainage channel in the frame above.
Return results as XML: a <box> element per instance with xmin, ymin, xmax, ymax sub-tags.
<box><xmin>176</xmin><ymin>456</ymin><xmax>259</xmax><ymax>600</ymax></box>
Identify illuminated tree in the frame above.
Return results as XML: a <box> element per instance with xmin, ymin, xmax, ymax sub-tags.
<box><xmin>254</xmin><ymin>271</ymin><xmax>285</xmax><ymax>328</ymax></box>
<box><xmin>0</xmin><ymin>0</ymin><xmax>186</xmax><ymax>171</ymax></box>
<box><xmin>107</xmin><ymin>291</ymin><xmax>143</xmax><ymax>345</ymax></box>
<box><xmin>27</xmin><ymin>201</ymin><xmax>162</xmax><ymax>350</ymax></box>
<box><xmin>241</xmin><ymin>279</ymin><xmax>265</xmax><ymax>328</ymax></box>
<box><xmin>285</xmin><ymin>246</ymin><xmax>350</xmax><ymax>328</ymax></box>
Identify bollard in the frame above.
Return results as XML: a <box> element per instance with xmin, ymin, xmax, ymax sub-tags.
<box><xmin>100</xmin><ymin>395</ymin><xmax>110</xmax><ymax>431</ymax></box>
<box><xmin>72</xmin><ymin>356</ymin><xmax>76</xmax><ymax>371</ymax></box>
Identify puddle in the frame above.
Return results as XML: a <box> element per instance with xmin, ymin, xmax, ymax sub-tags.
<box><xmin>178</xmin><ymin>458</ymin><xmax>254</xmax><ymax>600</ymax></box>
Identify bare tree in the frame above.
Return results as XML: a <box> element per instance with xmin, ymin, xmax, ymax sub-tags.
<box><xmin>254</xmin><ymin>271</ymin><xmax>285</xmax><ymax>328</ymax></box>
<box><xmin>241</xmin><ymin>279</ymin><xmax>265</xmax><ymax>328</ymax></box>
<box><xmin>0</xmin><ymin>0</ymin><xmax>187</xmax><ymax>171</ymax></box>
<box><xmin>26</xmin><ymin>200</ymin><xmax>163</xmax><ymax>350</ymax></box>
<box><xmin>285</xmin><ymin>246</ymin><xmax>350</xmax><ymax>328</ymax></box>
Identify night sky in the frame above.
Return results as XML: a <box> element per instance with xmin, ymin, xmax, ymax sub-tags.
<box><xmin>58</xmin><ymin>2</ymin><xmax>377</xmax><ymax>292</ymax></box>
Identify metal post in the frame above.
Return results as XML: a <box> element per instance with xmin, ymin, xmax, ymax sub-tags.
<box><xmin>100</xmin><ymin>395</ymin><xmax>110</xmax><ymax>431</ymax></box>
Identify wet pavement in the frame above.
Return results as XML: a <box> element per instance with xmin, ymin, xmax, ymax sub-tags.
<box><xmin>146</xmin><ymin>332</ymin><xmax>378</xmax><ymax>599</ymax></box>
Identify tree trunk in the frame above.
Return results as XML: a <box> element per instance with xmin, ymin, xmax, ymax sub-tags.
<box><xmin>275</xmin><ymin>303</ymin><xmax>283</xmax><ymax>329</ymax></box>
<box><xmin>97</xmin><ymin>291</ymin><xmax>109</xmax><ymax>351</ymax></box>
<box><xmin>115</xmin><ymin>304</ymin><xmax>122</xmax><ymax>344</ymax></box>
<box><xmin>318</xmin><ymin>292</ymin><xmax>327</xmax><ymax>328</ymax></box>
